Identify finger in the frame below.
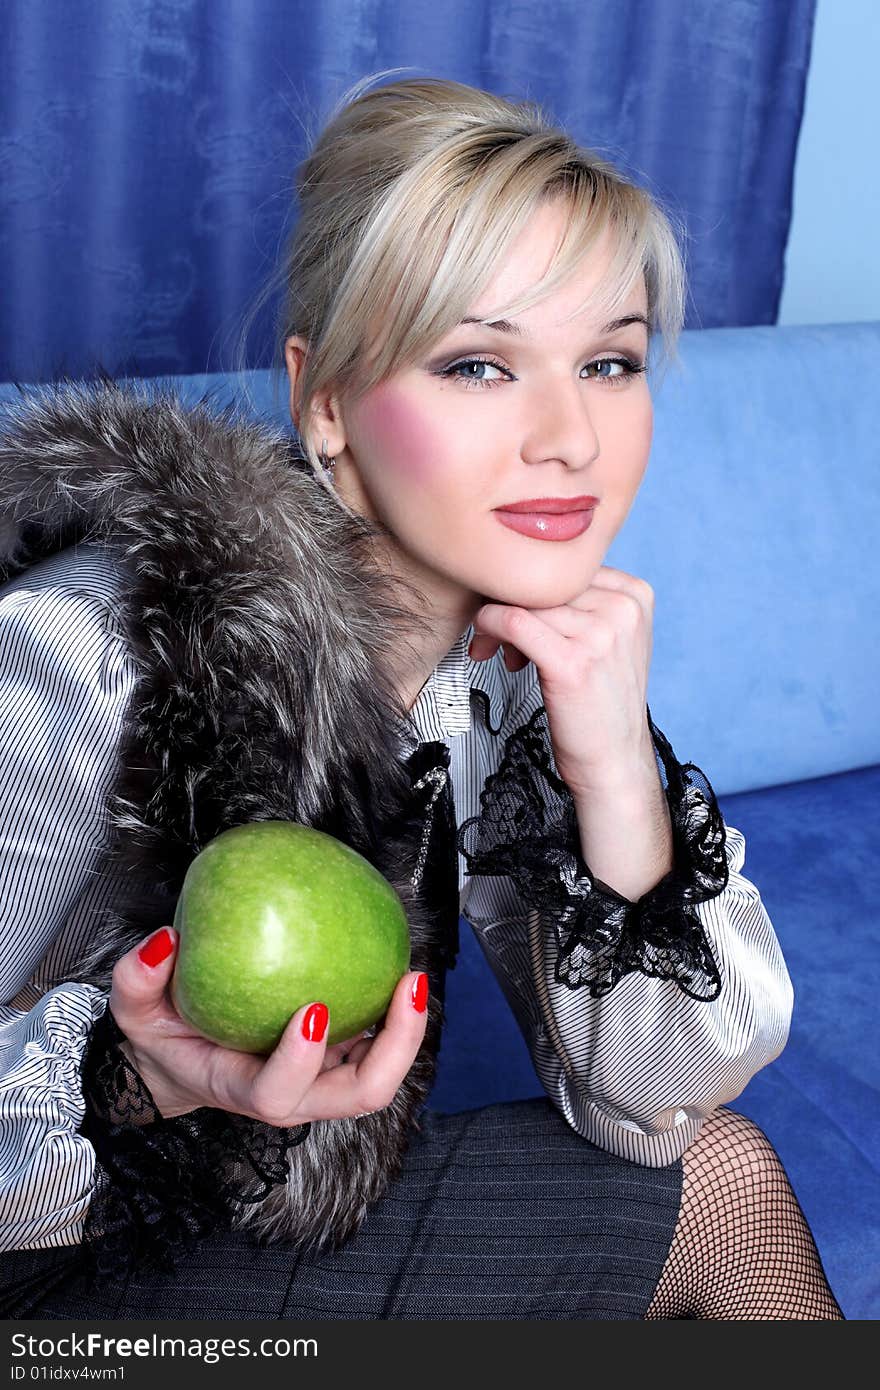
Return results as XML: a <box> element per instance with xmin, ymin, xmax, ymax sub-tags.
<box><xmin>470</xmin><ymin>605</ymin><xmax>572</xmax><ymax>672</ymax></box>
<box><xmin>336</xmin><ymin>1035</ymin><xmax>374</xmax><ymax>1068</ymax></box>
<box><xmin>472</xmin><ymin>584</ymin><xmax>646</xmax><ymax>662</ymax></box>
<box><xmin>298</xmin><ymin>971</ymin><xmax>429</xmax><ymax>1122</ymax></box>
<box><xmin>320</xmin><ymin>1028</ymin><xmax>371</xmax><ymax>1072</ymax></box>
<box><xmin>586</xmin><ymin>566</ymin><xmax>655</xmax><ymax>615</ymax></box>
<box><xmin>587</xmin><ymin>564</ymin><xmax>647</xmax><ymax>592</ymax></box>
<box><xmin>109</xmin><ymin>927</ymin><xmax>180</xmax><ymax>1038</ymax></box>
<box><xmin>469</xmin><ymin>632</ymin><xmax>530</xmax><ymax>672</ymax></box>
<box><xmin>244</xmin><ymin>999</ymin><xmax>331</xmax><ymax>1126</ymax></box>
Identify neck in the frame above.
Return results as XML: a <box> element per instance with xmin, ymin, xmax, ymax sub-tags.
<box><xmin>397</xmin><ymin>609</ymin><xmax>476</xmax><ymax>713</ymax></box>
<box><xmin>332</xmin><ymin>467</ymin><xmax>482</xmax><ymax>714</ymax></box>
<box><xmin>384</xmin><ymin>572</ymin><xmax>480</xmax><ymax>716</ymax></box>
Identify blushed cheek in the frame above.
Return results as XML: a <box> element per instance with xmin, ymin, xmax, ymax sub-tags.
<box><xmin>355</xmin><ymin>383</ymin><xmax>443</xmax><ymax>485</ymax></box>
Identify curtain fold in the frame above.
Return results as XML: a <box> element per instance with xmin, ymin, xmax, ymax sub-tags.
<box><xmin>0</xmin><ymin>0</ymin><xmax>817</xmax><ymax>384</ymax></box>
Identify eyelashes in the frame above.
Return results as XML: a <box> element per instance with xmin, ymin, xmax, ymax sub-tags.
<box><xmin>437</xmin><ymin>354</ymin><xmax>646</xmax><ymax>392</ymax></box>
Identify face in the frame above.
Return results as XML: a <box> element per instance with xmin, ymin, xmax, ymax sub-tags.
<box><xmin>313</xmin><ymin>199</ymin><xmax>653</xmax><ymax>619</ymax></box>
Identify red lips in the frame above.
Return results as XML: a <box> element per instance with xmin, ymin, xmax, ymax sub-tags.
<box><xmin>495</xmin><ymin>496</ymin><xmax>599</xmax><ymax>514</ymax></box>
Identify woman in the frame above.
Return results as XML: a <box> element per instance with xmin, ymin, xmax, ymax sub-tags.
<box><xmin>0</xmin><ymin>74</ymin><xmax>843</xmax><ymax>1319</ymax></box>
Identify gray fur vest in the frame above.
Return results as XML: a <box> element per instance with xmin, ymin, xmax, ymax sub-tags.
<box><xmin>0</xmin><ymin>376</ymin><xmax>463</xmax><ymax>1269</ymax></box>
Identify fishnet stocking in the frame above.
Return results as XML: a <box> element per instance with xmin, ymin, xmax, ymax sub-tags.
<box><xmin>645</xmin><ymin>1106</ymin><xmax>845</xmax><ymax>1320</ymax></box>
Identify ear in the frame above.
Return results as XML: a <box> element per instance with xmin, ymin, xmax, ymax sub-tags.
<box><xmin>284</xmin><ymin>335</ymin><xmax>346</xmax><ymax>456</ymax></box>
<box><xmin>283</xmin><ymin>335</ymin><xmax>307</xmax><ymax>430</ymax></box>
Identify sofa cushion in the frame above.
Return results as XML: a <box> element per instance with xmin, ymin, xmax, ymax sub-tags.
<box><xmin>431</xmin><ymin>760</ymin><xmax>880</xmax><ymax>1320</ymax></box>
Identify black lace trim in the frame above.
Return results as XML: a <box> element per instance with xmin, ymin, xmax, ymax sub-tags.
<box><xmin>457</xmin><ymin>702</ymin><xmax>728</xmax><ymax>1002</ymax></box>
<box><xmin>77</xmin><ymin>1005</ymin><xmax>311</xmax><ymax>1286</ymax></box>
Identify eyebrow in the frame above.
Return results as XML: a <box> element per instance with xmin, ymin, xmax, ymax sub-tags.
<box><xmin>458</xmin><ymin>312</ymin><xmax>650</xmax><ymax>336</ymax></box>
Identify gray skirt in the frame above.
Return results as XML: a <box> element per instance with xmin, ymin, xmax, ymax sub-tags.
<box><xmin>3</xmin><ymin>1097</ymin><xmax>683</xmax><ymax>1321</ymax></box>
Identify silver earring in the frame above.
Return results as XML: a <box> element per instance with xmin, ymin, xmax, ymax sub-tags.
<box><xmin>319</xmin><ymin>438</ymin><xmax>336</xmax><ymax>478</ymax></box>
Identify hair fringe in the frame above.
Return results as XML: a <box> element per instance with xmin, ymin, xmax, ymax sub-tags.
<box><xmin>230</xmin><ymin>72</ymin><xmax>691</xmax><ymax>478</ymax></box>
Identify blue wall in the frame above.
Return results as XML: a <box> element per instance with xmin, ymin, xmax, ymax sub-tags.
<box><xmin>779</xmin><ymin>0</ymin><xmax>880</xmax><ymax>326</ymax></box>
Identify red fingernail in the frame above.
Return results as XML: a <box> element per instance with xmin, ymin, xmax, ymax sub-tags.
<box><xmin>411</xmin><ymin>973</ymin><xmax>429</xmax><ymax>1012</ymax></box>
<box><xmin>302</xmin><ymin>1002</ymin><xmax>328</xmax><ymax>1042</ymax></box>
<box><xmin>138</xmin><ymin>928</ymin><xmax>175</xmax><ymax>967</ymax></box>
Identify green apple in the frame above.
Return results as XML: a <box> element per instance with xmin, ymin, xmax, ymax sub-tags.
<box><xmin>170</xmin><ymin>820</ymin><xmax>410</xmax><ymax>1053</ymax></box>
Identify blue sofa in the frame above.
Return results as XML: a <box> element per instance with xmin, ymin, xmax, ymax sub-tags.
<box><xmin>2</xmin><ymin>320</ymin><xmax>877</xmax><ymax>1318</ymax></box>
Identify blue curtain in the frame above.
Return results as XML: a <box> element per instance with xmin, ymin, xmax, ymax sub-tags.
<box><xmin>0</xmin><ymin>0</ymin><xmax>816</xmax><ymax>385</ymax></box>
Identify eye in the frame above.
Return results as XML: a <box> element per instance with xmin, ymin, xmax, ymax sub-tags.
<box><xmin>585</xmin><ymin>357</ymin><xmax>647</xmax><ymax>388</ymax></box>
<box><xmin>440</xmin><ymin>356</ymin><xmax>511</xmax><ymax>390</ymax></box>
<box><xmin>437</xmin><ymin>354</ymin><xmax>646</xmax><ymax>392</ymax></box>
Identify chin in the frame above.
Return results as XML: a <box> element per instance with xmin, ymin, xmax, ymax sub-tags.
<box><xmin>479</xmin><ymin>571</ymin><xmax>596</xmax><ymax>609</ymax></box>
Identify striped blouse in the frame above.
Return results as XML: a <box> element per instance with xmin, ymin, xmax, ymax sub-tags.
<box><xmin>0</xmin><ymin>542</ymin><xmax>794</xmax><ymax>1251</ymax></box>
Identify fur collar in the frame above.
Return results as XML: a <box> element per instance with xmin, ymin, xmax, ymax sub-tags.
<box><xmin>0</xmin><ymin>376</ymin><xmax>461</xmax><ymax>1259</ymax></box>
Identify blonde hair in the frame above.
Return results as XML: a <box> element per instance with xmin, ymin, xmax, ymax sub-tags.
<box><xmin>236</xmin><ymin>70</ymin><xmax>689</xmax><ymax>508</ymax></box>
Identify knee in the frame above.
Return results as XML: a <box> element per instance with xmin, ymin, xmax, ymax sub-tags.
<box><xmin>685</xmin><ymin>1105</ymin><xmax>787</xmax><ymax>1207</ymax></box>
<box><xmin>673</xmin><ymin>1105</ymin><xmax>844</xmax><ymax>1319</ymax></box>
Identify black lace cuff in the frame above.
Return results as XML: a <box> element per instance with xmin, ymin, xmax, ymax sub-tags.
<box><xmin>457</xmin><ymin>702</ymin><xmax>728</xmax><ymax>1002</ymax></box>
<box><xmin>77</xmin><ymin>1005</ymin><xmax>311</xmax><ymax>1285</ymax></box>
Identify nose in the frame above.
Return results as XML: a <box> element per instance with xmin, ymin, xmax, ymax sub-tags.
<box><xmin>520</xmin><ymin>375</ymin><xmax>601</xmax><ymax>471</ymax></box>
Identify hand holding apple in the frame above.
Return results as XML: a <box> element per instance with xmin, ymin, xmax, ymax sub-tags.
<box><xmin>108</xmin><ymin>925</ymin><xmax>429</xmax><ymax>1125</ymax></box>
